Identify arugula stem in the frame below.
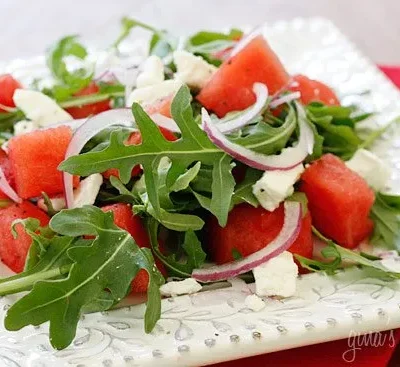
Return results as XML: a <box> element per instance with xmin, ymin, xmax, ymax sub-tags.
<box><xmin>59</xmin><ymin>92</ymin><xmax>125</xmax><ymax>109</ymax></box>
<box><xmin>0</xmin><ymin>263</ymin><xmax>72</xmax><ymax>296</ymax></box>
<box><xmin>147</xmin><ymin>218</ymin><xmax>191</xmax><ymax>278</ymax></box>
<box><xmin>359</xmin><ymin>116</ymin><xmax>400</xmax><ymax>149</ymax></box>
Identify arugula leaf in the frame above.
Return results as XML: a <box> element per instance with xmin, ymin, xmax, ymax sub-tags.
<box><xmin>230</xmin><ymin>168</ymin><xmax>262</xmax><ymax>208</ymax></box>
<box><xmin>148</xmin><ymin>218</ymin><xmax>205</xmax><ymax>277</ymax></box>
<box><xmin>306</xmin><ymin>103</ymin><xmax>364</xmax><ymax>159</ymax></box>
<box><xmin>4</xmin><ymin>206</ymin><xmax>164</xmax><ymax>349</ymax></box>
<box><xmin>296</xmin><ymin>227</ymin><xmax>400</xmax><ymax>278</ymax></box>
<box><xmin>370</xmin><ymin>192</ymin><xmax>400</xmax><ymax>250</ymax></box>
<box><xmin>0</xmin><ymin>110</ymin><xmax>25</xmax><ymax>133</ymax></box>
<box><xmin>46</xmin><ymin>36</ymin><xmax>92</xmax><ymax>100</ymax></box>
<box><xmin>170</xmin><ymin>161</ymin><xmax>201</xmax><ymax>192</ymax></box>
<box><xmin>294</xmin><ymin>227</ymin><xmax>400</xmax><ymax>279</ymax></box>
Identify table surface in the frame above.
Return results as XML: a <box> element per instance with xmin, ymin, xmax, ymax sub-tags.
<box><xmin>1</xmin><ymin>0</ymin><xmax>399</xmax><ymax>64</ymax></box>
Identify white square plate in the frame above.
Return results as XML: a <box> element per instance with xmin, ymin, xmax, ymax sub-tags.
<box><xmin>1</xmin><ymin>17</ymin><xmax>400</xmax><ymax>367</ymax></box>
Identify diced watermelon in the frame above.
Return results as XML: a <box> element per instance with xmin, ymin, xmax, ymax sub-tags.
<box><xmin>0</xmin><ymin>201</ymin><xmax>49</xmax><ymax>272</ymax></box>
<box><xmin>206</xmin><ymin>203</ymin><xmax>313</xmax><ymax>265</ymax></box>
<box><xmin>300</xmin><ymin>154</ymin><xmax>375</xmax><ymax>248</ymax></box>
<box><xmin>0</xmin><ymin>74</ymin><xmax>22</xmax><ymax>112</ymax></box>
<box><xmin>196</xmin><ymin>35</ymin><xmax>290</xmax><ymax>117</ymax></box>
<box><xmin>101</xmin><ymin>203</ymin><xmax>166</xmax><ymax>293</ymax></box>
<box><xmin>145</xmin><ymin>95</ymin><xmax>173</xmax><ymax>117</ymax></box>
<box><xmin>8</xmin><ymin>126</ymin><xmax>79</xmax><ymax>199</ymax></box>
<box><xmin>0</xmin><ymin>149</ymin><xmax>15</xmax><ymax>200</ymax></box>
<box><xmin>102</xmin><ymin>127</ymin><xmax>177</xmax><ymax>180</ymax></box>
<box><xmin>291</xmin><ymin>74</ymin><xmax>340</xmax><ymax>106</ymax></box>
<box><xmin>65</xmin><ymin>82</ymin><xmax>111</xmax><ymax>119</ymax></box>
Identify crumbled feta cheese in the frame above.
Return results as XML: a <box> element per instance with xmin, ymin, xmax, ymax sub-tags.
<box><xmin>13</xmin><ymin>89</ymin><xmax>72</xmax><ymax>127</ymax></box>
<box><xmin>253</xmin><ymin>251</ymin><xmax>298</xmax><ymax>298</ymax></box>
<box><xmin>136</xmin><ymin>55</ymin><xmax>165</xmax><ymax>88</ymax></box>
<box><xmin>245</xmin><ymin>294</ymin><xmax>266</xmax><ymax>311</ymax></box>
<box><xmin>37</xmin><ymin>196</ymin><xmax>66</xmax><ymax>212</ymax></box>
<box><xmin>126</xmin><ymin>80</ymin><xmax>182</xmax><ymax>108</ymax></box>
<box><xmin>37</xmin><ymin>174</ymin><xmax>103</xmax><ymax>212</ymax></box>
<box><xmin>252</xmin><ymin>165</ymin><xmax>304</xmax><ymax>211</ymax></box>
<box><xmin>72</xmin><ymin>174</ymin><xmax>103</xmax><ymax>209</ymax></box>
<box><xmin>160</xmin><ymin>278</ymin><xmax>202</xmax><ymax>297</ymax></box>
<box><xmin>174</xmin><ymin>50</ymin><xmax>217</xmax><ymax>89</ymax></box>
<box><xmin>345</xmin><ymin>149</ymin><xmax>390</xmax><ymax>191</ymax></box>
<box><xmin>13</xmin><ymin>120</ymin><xmax>36</xmax><ymax>136</ymax></box>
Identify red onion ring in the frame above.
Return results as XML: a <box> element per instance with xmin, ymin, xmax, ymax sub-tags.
<box><xmin>62</xmin><ymin>108</ymin><xmax>135</xmax><ymax>208</ymax></box>
<box><xmin>0</xmin><ymin>167</ymin><xmax>21</xmax><ymax>203</ymax></box>
<box><xmin>270</xmin><ymin>91</ymin><xmax>301</xmax><ymax>109</ymax></box>
<box><xmin>192</xmin><ymin>201</ymin><xmax>302</xmax><ymax>282</ymax></box>
<box><xmin>201</xmin><ymin>104</ymin><xmax>314</xmax><ymax>171</ymax></box>
<box><xmin>217</xmin><ymin>83</ymin><xmax>268</xmax><ymax>133</ymax></box>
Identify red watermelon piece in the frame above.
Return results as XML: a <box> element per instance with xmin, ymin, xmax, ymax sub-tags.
<box><xmin>8</xmin><ymin>126</ymin><xmax>79</xmax><ymax>199</ymax></box>
<box><xmin>0</xmin><ymin>201</ymin><xmax>49</xmax><ymax>272</ymax></box>
<box><xmin>196</xmin><ymin>35</ymin><xmax>290</xmax><ymax>117</ymax></box>
<box><xmin>145</xmin><ymin>95</ymin><xmax>173</xmax><ymax>118</ymax></box>
<box><xmin>206</xmin><ymin>203</ymin><xmax>313</xmax><ymax>265</ymax></box>
<box><xmin>65</xmin><ymin>82</ymin><xmax>111</xmax><ymax>119</ymax></box>
<box><xmin>300</xmin><ymin>154</ymin><xmax>375</xmax><ymax>248</ymax></box>
<box><xmin>101</xmin><ymin>203</ymin><xmax>166</xmax><ymax>293</ymax></box>
<box><xmin>0</xmin><ymin>149</ymin><xmax>15</xmax><ymax>200</ymax></box>
<box><xmin>291</xmin><ymin>74</ymin><xmax>340</xmax><ymax>106</ymax></box>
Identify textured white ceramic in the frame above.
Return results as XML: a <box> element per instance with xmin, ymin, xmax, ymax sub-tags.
<box><xmin>1</xmin><ymin>18</ymin><xmax>400</xmax><ymax>367</ymax></box>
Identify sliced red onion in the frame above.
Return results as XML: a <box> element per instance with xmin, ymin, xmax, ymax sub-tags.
<box><xmin>201</xmin><ymin>104</ymin><xmax>314</xmax><ymax>171</ymax></box>
<box><xmin>0</xmin><ymin>167</ymin><xmax>21</xmax><ymax>203</ymax></box>
<box><xmin>63</xmin><ymin>108</ymin><xmax>135</xmax><ymax>208</ymax></box>
<box><xmin>192</xmin><ymin>201</ymin><xmax>302</xmax><ymax>282</ymax></box>
<box><xmin>150</xmin><ymin>113</ymin><xmax>180</xmax><ymax>133</ymax></box>
<box><xmin>229</xmin><ymin>26</ymin><xmax>264</xmax><ymax>58</ymax></box>
<box><xmin>216</xmin><ymin>83</ymin><xmax>268</xmax><ymax>133</ymax></box>
<box><xmin>270</xmin><ymin>92</ymin><xmax>301</xmax><ymax>109</ymax></box>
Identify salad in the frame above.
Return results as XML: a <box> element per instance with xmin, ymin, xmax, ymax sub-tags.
<box><xmin>0</xmin><ymin>17</ymin><xmax>399</xmax><ymax>350</ymax></box>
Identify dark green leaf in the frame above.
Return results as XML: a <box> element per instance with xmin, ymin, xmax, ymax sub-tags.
<box><xmin>5</xmin><ymin>206</ymin><xmax>164</xmax><ymax>349</ymax></box>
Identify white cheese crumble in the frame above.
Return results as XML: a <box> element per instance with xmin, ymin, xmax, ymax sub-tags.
<box><xmin>13</xmin><ymin>89</ymin><xmax>72</xmax><ymax>127</ymax></box>
<box><xmin>126</xmin><ymin>80</ymin><xmax>182</xmax><ymax>108</ymax></box>
<box><xmin>173</xmin><ymin>50</ymin><xmax>217</xmax><ymax>89</ymax></box>
<box><xmin>159</xmin><ymin>278</ymin><xmax>202</xmax><ymax>297</ymax></box>
<box><xmin>136</xmin><ymin>55</ymin><xmax>165</xmax><ymax>88</ymax></box>
<box><xmin>37</xmin><ymin>174</ymin><xmax>103</xmax><ymax>212</ymax></box>
<box><xmin>252</xmin><ymin>164</ymin><xmax>305</xmax><ymax>211</ymax></box>
<box><xmin>245</xmin><ymin>294</ymin><xmax>266</xmax><ymax>311</ymax></box>
<box><xmin>253</xmin><ymin>251</ymin><xmax>298</xmax><ymax>298</ymax></box>
<box><xmin>345</xmin><ymin>149</ymin><xmax>390</xmax><ymax>191</ymax></box>
<box><xmin>13</xmin><ymin>120</ymin><xmax>36</xmax><ymax>136</ymax></box>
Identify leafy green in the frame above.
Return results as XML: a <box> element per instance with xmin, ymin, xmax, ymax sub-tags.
<box><xmin>359</xmin><ymin>116</ymin><xmax>400</xmax><ymax>149</ymax></box>
<box><xmin>148</xmin><ymin>218</ymin><xmax>206</xmax><ymax>277</ymax></box>
<box><xmin>3</xmin><ymin>206</ymin><xmax>164</xmax><ymax>350</ymax></box>
<box><xmin>306</xmin><ymin>102</ymin><xmax>372</xmax><ymax>159</ymax></box>
<box><xmin>370</xmin><ymin>192</ymin><xmax>400</xmax><ymax>250</ymax></box>
<box><xmin>230</xmin><ymin>168</ymin><xmax>262</xmax><ymax>208</ymax></box>
<box><xmin>46</xmin><ymin>36</ymin><xmax>92</xmax><ymax>100</ymax></box>
<box><xmin>0</xmin><ymin>110</ymin><xmax>25</xmax><ymax>133</ymax></box>
<box><xmin>170</xmin><ymin>161</ymin><xmax>201</xmax><ymax>192</ymax></box>
<box><xmin>295</xmin><ymin>227</ymin><xmax>400</xmax><ymax>278</ymax></box>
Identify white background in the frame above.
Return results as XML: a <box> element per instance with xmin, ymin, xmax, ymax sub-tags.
<box><xmin>1</xmin><ymin>0</ymin><xmax>399</xmax><ymax>63</ymax></box>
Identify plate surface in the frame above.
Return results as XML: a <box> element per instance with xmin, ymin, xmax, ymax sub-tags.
<box><xmin>1</xmin><ymin>17</ymin><xmax>400</xmax><ymax>367</ymax></box>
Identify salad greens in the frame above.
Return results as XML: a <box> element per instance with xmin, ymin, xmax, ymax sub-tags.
<box><xmin>0</xmin><ymin>16</ymin><xmax>400</xmax><ymax>351</ymax></box>
<box><xmin>1</xmin><ymin>206</ymin><xmax>163</xmax><ymax>349</ymax></box>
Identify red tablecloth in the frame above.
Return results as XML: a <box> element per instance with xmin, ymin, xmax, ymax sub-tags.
<box><xmin>211</xmin><ymin>65</ymin><xmax>400</xmax><ymax>367</ymax></box>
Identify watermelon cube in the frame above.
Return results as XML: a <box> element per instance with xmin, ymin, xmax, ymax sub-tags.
<box><xmin>0</xmin><ymin>201</ymin><xmax>49</xmax><ymax>272</ymax></box>
<box><xmin>8</xmin><ymin>126</ymin><xmax>79</xmax><ymax>199</ymax></box>
<box><xmin>0</xmin><ymin>149</ymin><xmax>15</xmax><ymax>200</ymax></box>
<box><xmin>101</xmin><ymin>203</ymin><xmax>166</xmax><ymax>293</ymax></box>
<box><xmin>197</xmin><ymin>35</ymin><xmax>290</xmax><ymax>117</ymax></box>
<box><xmin>300</xmin><ymin>154</ymin><xmax>375</xmax><ymax>248</ymax></box>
